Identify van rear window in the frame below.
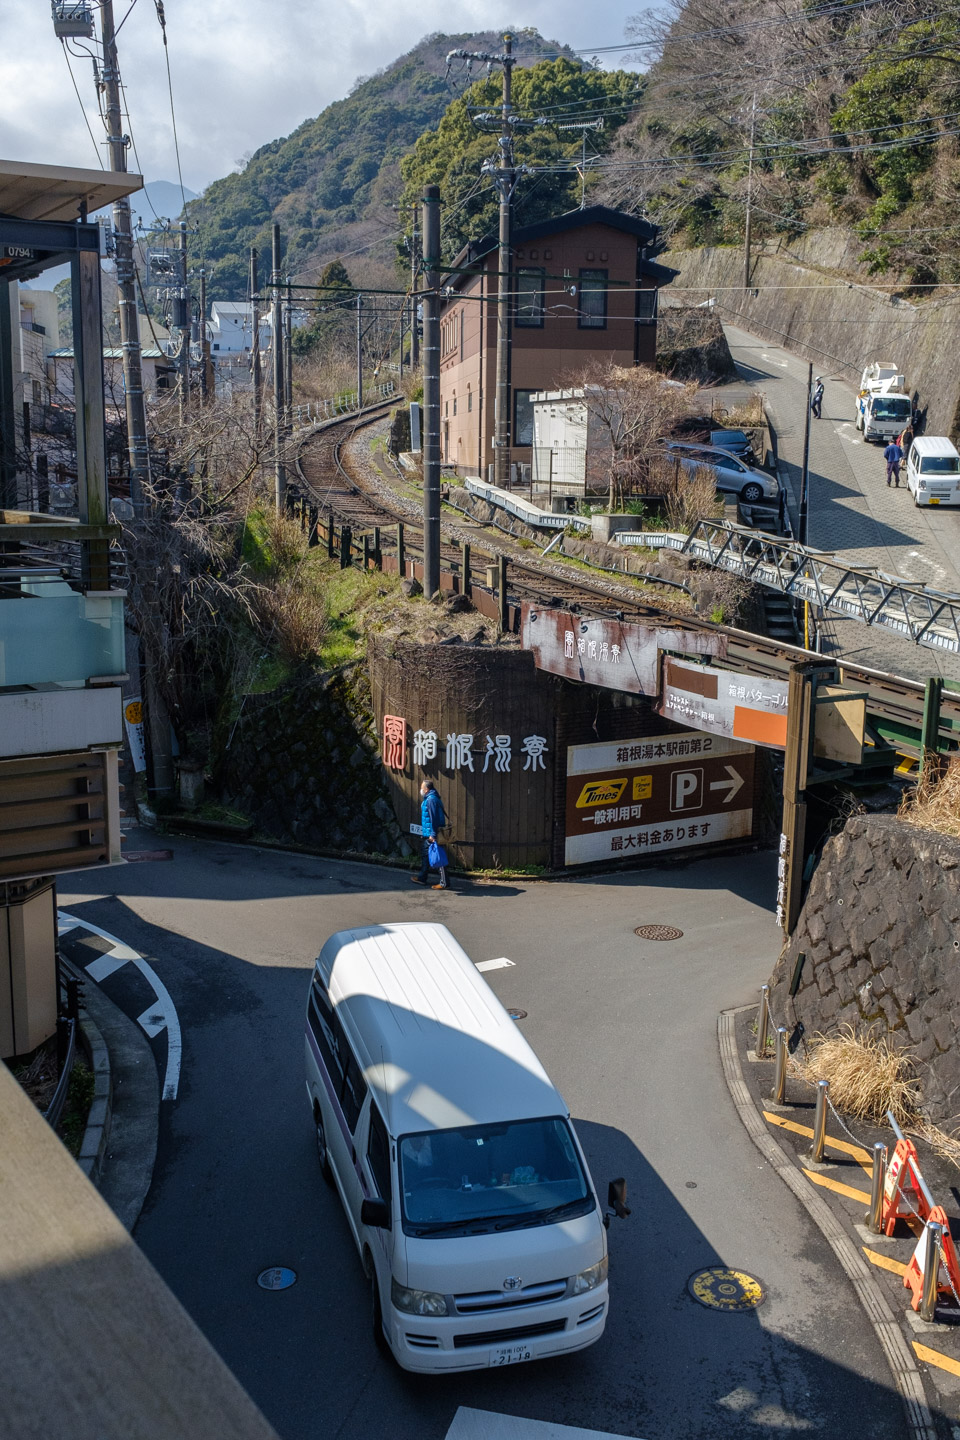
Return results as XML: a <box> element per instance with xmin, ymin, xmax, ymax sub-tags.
<box><xmin>399</xmin><ymin>1117</ymin><xmax>592</xmax><ymax>1237</ymax></box>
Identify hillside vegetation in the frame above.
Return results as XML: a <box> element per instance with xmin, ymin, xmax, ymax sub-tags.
<box><xmin>598</xmin><ymin>0</ymin><xmax>960</xmax><ymax>285</ymax></box>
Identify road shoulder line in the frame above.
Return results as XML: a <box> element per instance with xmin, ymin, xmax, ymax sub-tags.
<box><xmin>718</xmin><ymin>1007</ymin><xmax>937</xmax><ymax>1440</ymax></box>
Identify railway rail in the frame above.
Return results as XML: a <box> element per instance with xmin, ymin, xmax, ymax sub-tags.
<box><xmin>293</xmin><ymin>409</ymin><xmax>960</xmax><ymax>762</ymax></box>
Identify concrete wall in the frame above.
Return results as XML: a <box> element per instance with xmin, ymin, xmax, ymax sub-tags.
<box><xmin>665</xmin><ymin>230</ymin><xmax>960</xmax><ymax>437</ymax></box>
<box><xmin>767</xmin><ymin>814</ymin><xmax>960</xmax><ymax>1126</ymax></box>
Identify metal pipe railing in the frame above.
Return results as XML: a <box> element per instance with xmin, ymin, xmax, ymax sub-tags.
<box><xmin>887</xmin><ymin>1109</ymin><xmax>937</xmax><ymax>1214</ymax></box>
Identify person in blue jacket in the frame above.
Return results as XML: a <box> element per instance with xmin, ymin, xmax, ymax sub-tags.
<box><xmin>412</xmin><ymin>779</ymin><xmax>448</xmax><ymax>889</ymax></box>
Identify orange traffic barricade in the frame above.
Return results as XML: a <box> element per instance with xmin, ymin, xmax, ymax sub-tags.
<box><xmin>881</xmin><ymin>1136</ymin><xmax>930</xmax><ymax>1236</ymax></box>
<box><xmin>903</xmin><ymin>1204</ymin><xmax>960</xmax><ymax>1312</ymax></box>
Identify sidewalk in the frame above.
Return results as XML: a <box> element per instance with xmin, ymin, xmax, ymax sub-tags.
<box><xmin>725</xmin><ymin>999</ymin><xmax>960</xmax><ymax>1436</ymax></box>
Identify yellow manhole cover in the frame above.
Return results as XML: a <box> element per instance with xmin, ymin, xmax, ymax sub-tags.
<box><xmin>688</xmin><ymin>1268</ymin><xmax>765</xmax><ymax>1312</ymax></box>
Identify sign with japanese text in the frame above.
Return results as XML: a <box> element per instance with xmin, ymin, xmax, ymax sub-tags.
<box><xmin>521</xmin><ymin>605</ymin><xmax>726</xmax><ymax>695</ymax></box>
<box><xmin>564</xmin><ymin>730</ymin><xmax>755</xmax><ymax>866</ymax></box>
<box><xmin>383</xmin><ymin>714</ymin><xmax>407</xmax><ymax>770</ymax></box>
<box><xmin>384</xmin><ymin>718</ymin><xmax>550</xmax><ymax>777</ymax></box>
<box><xmin>659</xmin><ymin>657</ymin><xmax>789</xmax><ymax>749</ymax></box>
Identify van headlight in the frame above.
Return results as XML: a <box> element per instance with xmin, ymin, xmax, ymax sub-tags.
<box><xmin>571</xmin><ymin>1256</ymin><xmax>608</xmax><ymax>1294</ymax></box>
<box><xmin>919</xmin><ymin>481</ymin><xmax>927</xmax><ymax>490</ymax></box>
<box><xmin>391</xmin><ymin>1278</ymin><xmax>449</xmax><ymax>1316</ymax></box>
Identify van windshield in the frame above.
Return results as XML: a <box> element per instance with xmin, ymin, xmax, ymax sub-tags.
<box><xmin>399</xmin><ymin>1117</ymin><xmax>593</xmax><ymax>1237</ymax></box>
<box><xmin>919</xmin><ymin>456</ymin><xmax>960</xmax><ymax>474</ymax></box>
<box><xmin>872</xmin><ymin>398</ymin><xmax>911</xmax><ymax>420</ymax></box>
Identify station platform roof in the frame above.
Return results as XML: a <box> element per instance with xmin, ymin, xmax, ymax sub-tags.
<box><xmin>0</xmin><ymin>158</ymin><xmax>142</xmax><ymax>223</ymax></box>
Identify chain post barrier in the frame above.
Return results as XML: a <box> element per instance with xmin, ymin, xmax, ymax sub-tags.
<box><xmin>772</xmin><ymin>1027</ymin><xmax>788</xmax><ymax>1104</ymax></box>
<box><xmin>866</xmin><ymin>1143</ymin><xmax>887</xmax><ymax>1232</ymax></box>
<box><xmin>811</xmin><ymin>1080</ymin><xmax>829</xmax><ymax>1162</ymax></box>
<box><xmin>921</xmin><ymin>1222</ymin><xmax>943</xmax><ymax>1322</ymax></box>
<box><xmin>757</xmin><ymin>984</ymin><xmax>770</xmax><ymax>1059</ymax></box>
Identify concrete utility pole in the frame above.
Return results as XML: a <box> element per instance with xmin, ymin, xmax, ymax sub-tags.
<box><xmin>98</xmin><ymin>0</ymin><xmax>149</xmax><ymax>506</ymax></box>
<box><xmin>198</xmin><ymin>267</ymin><xmax>209</xmax><ymax>403</ymax></box>
<box><xmin>356</xmin><ymin>293</ymin><xmax>363</xmax><ymax>408</ymax></box>
<box><xmin>422</xmin><ymin>184</ymin><xmax>441</xmax><ymax>598</ymax></box>
<box><xmin>743</xmin><ymin>90</ymin><xmax>757</xmax><ymax>290</ymax></box>
<box><xmin>409</xmin><ymin>204</ymin><xmax>419</xmax><ymax>369</ymax></box>
<box><xmin>176</xmin><ymin>221</ymin><xmax>189</xmax><ymax>423</ymax></box>
<box><xmin>447</xmin><ymin>33</ymin><xmax>520</xmax><ymax>486</ymax></box>
<box><xmin>250</xmin><ymin>246</ymin><xmax>262</xmax><ymax>435</ymax></box>
<box><xmin>271</xmin><ymin>223</ymin><xmax>286</xmax><ymax>509</ymax></box>
<box><xmin>284</xmin><ymin>275</ymin><xmax>293</xmax><ymax>415</ymax></box>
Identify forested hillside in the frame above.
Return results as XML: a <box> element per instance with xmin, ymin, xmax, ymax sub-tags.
<box><xmin>597</xmin><ymin>0</ymin><xmax>960</xmax><ymax>285</ymax></box>
<box><xmin>186</xmin><ymin>29</ymin><xmax>574</xmax><ymax>296</ymax></box>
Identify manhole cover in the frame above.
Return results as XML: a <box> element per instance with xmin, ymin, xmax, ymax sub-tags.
<box><xmin>257</xmin><ymin>1267</ymin><xmax>297</xmax><ymax>1291</ymax></box>
<box><xmin>688</xmin><ymin>1268</ymin><xmax>765</xmax><ymax>1312</ymax></box>
<box><xmin>507</xmin><ymin>1008</ymin><xmax>528</xmax><ymax>1021</ymax></box>
<box><xmin>635</xmin><ymin>924</ymin><xmax>683</xmax><ymax>941</ymax></box>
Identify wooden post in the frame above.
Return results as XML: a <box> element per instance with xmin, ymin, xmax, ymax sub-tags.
<box><xmin>327</xmin><ymin>516</ymin><xmax>335</xmax><ymax>559</ymax></box>
<box><xmin>920</xmin><ymin>677</ymin><xmax>943</xmax><ymax>776</ymax></box>
<box><xmin>363</xmin><ymin>534</ymin><xmax>371</xmax><ymax>570</ymax></box>
<box><xmin>397</xmin><ymin>522</ymin><xmax>405</xmax><ymax>578</ymax></box>
<box><xmin>498</xmin><ymin>553</ymin><xmax>509</xmax><ymax>632</ymax></box>
<box><xmin>340</xmin><ymin>525</ymin><xmax>352</xmax><ymax>569</ymax></box>
<box><xmin>461</xmin><ymin>541</ymin><xmax>471</xmax><ymax>597</ymax></box>
<box><xmin>373</xmin><ymin>526</ymin><xmax>382</xmax><ymax>570</ymax></box>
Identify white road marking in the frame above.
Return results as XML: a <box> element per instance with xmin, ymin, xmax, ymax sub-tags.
<box><xmin>57</xmin><ymin>910</ymin><xmax>182</xmax><ymax>1101</ymax></box>
<box><xmin>476</xmin><ymin>957</ymin><xmax>516</xmax><ymax>972</ymax></box>
<box><xmin>446</xmin><ymin>1410</ymin><xmax>639</xmax><ymax>1440</ymax></box>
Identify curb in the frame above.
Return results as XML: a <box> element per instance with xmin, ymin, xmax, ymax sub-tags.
<box><xmin>718</xmin><ymin>1006</ymin><xmax>938</xmax><ymax>1440</ymax></box>
<box><xmin>63</xmin><ymin>957</ymin><xmax>113</xmax><ymax>1187</ymax></box>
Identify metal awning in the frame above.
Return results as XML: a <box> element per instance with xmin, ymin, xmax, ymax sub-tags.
<box><xmin>0</xmin><ymin>159</ymin><xmax>142</xmax><ymax>223</ymax></box>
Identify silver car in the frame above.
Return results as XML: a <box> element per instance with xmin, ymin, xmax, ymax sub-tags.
<box><xmin>664</xmin><ymin>441</ymin><xmax>779</xmax><ymax>504</ymax></box>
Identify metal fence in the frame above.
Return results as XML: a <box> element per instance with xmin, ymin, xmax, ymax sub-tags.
<box><xmin>291</xmin><ymin>382</ymin><xmax>396</xmax><ymax>429</ymax></box>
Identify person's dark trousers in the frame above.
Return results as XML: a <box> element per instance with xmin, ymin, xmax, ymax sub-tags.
<box><xmin>417</xmin><ymin>839</ymin><xmax>448</xmax><ymax>888</ymax></box>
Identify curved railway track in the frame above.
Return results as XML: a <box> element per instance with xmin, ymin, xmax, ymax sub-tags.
<box><xmin>294</xmin><ymin>409</ymin><xmax>960</xmax><ymax>754</ymax></box>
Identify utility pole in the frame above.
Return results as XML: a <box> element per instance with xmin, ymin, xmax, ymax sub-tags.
<box><xmin>409</xmin><ymin>204</ymin><xmax>419</xmax><ymax>369</ymax></box>
<box><xmin>422</xmin><ymin>184</ymin><xmax>441</xmax><ymax>599</ymax></box>
<box><xmin>284</xmin><ymin>275</ymin><xmax>293</xmax><ymax>415</ymax></box>
<box><xmin>356</xmin><ymin>293</ymin><xmax>363</xmax><ymax>408</ymax></box>
<box><xmin>176</xmin><ymin>221</ymin><xmax>189</xmax><ymax>423</ymax></box>
<box><xmin>799</xmin><ymin>361</ymin><xmax>813</xmax><ymax>546</ymax></box>
<box><xmin>97</xmin><ymin>0</ymin><xmax>149</xmax><ymax>506</ymax></box>
<box><xmin>250</xmin><ymin>246</ymin><xmax>262</xmax><ymax>436</ymax></box>
<box><xmin>271</xmin><ymin>223</ymin><xmax>286</xmax><ymax>509</ymax></box>
<box><xmin>198</xmin><ymin>267</ymin><xmax>209</xmax><ymax>403</ymax></box>
<box><xmin>557</xmin><ymin>117</ymin><xmax>604</xmax><ymax>209</ymax></box>
<box><xmin>744</xmin><ymin>90</ymin><xmax>757</xmax><ymax>290</ymax></box>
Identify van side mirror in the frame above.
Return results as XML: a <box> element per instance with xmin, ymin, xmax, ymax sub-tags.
<box><xmin>361</xmin><ymin>1197</ymin><xmax>391</xmax><ymax>1229</ymax></box>
<box><xmin>607</xmin><ymin>1178</ymin><xmax>630</xmax><ymax>1221</ymax></box>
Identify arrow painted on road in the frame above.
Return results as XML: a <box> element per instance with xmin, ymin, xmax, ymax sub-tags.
<box><xmin>709</xmin><ymin>766</ymin><xmax>745</xmax><ymax>804</ymax></box>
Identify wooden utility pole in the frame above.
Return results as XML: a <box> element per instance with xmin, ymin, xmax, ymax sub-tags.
<box><xmin>422</xmin><ymin>184</ymin><xmax>441</xmax><ymax>598</ymax></box>
<box><xmin>271</xmin><ymin>223</ymin><xmax>286</xmax><ymax>509</ymax></box>
<box><xmin>98</xmin><ymin>0</ymin><xmax>149</xmax><ymax>506</ymax></box>
<box><xmin>409</xmin><ymin>204</ymin><xmax>419</xmax><ymax>369</ymax></box>
<box><xmin>250</xmin><ymin>246</ymin><xmax>262</xmax><ymax>435</ymax></box>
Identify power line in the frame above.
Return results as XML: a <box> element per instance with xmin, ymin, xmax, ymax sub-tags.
<box><xmin>153</xmin><ymin>1</ymin><xmax>188</xmax><ymax>215</ymax></box>
<box><xmin>60</xmin><ymin>42</ymin><xmax>104</xmax><ymax>167</ymax></box>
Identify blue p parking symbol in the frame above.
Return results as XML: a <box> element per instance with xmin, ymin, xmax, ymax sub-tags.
<box><xmin>670</xmin><ymin>768</ymin><xmax>703</xmax><ymax>812</ymax></box>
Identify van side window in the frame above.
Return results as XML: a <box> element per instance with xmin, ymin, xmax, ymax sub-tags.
<box><xmin>307</xmin><ymin>975</ymin><xmax>344</xmax><ymax>1089</ymax></box>
<box><xmin>339</xmin><ymin>1042</ymin><xmax>369</xmax><ymax>1133</ymax></box>
<box><xmin>367</xmin><ymin>1104</ymin><xmax>391</xmax><ymax>1201</ymax></box>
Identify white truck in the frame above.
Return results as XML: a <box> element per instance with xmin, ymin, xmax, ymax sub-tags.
<box><xmin>856</xmin><ymin>362</ymin><xmax>913</xmax><ymax>442</ymax></box>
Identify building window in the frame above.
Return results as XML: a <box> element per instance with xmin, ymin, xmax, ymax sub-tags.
<box><xmin>514</xmin><ymin>389</ymin><xmax>535</xmax><ymax>447</ymax></box>
<box><xmin>578</xmin><ymin>268</ymin><xmax>608</xmax><ymax>329</ymax></box>
<box><xmin>515</xmin><ymin>268</ymin><xmax>544</xmax><ymax>327</ymax></box>
<box><xmin>453</xmin><ymin>395</ymin><xmax>457</xmax><ymax>416</ymax></box>
<box><xmin>637</xmin><ymin>288</ymin><xmax>658</xmax><ymax>325</ymax></box>
<box><xmin>213</xmin><ymin>343</ymin><xmax>220</xmax><ymax>351</ymax></box>
<box><xmin>467</xmin><ymin>388</ymin><xmax>473</xmax><ymax>413</ymax></box>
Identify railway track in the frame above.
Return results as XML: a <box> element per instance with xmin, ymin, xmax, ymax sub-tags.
<box><xmin>294</xmin><ymin>410</ymin><xmax>960</xmax><ymax>756</ymax></box>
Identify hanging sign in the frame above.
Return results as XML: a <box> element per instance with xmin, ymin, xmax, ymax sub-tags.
<box><xmin>123</xmin><ymin>695</ymin><xmax>147</xmax><ymax>773</ymax></box>
<box><xmin>521</xmin><ymin>605</ymin><xmax>725</xmax><ymax>696</ymax></box>
<box><xmin>660</xmin><ymin>657</ymin><xmax>789</xmax><ymax>749</ymax></box>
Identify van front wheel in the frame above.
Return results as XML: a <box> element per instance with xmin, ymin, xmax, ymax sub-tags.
<box><xmin>314</xmin><ymin>1107</ymin><xmax>334</xmax><ymax>1186</ymax></box>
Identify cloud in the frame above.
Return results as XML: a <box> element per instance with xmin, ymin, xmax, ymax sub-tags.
<box><xmin>0</xmin><ymin>0</ymin><xmax>638</xmax><ymax>193</ymax></box>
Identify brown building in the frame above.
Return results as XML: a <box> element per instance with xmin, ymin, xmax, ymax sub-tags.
<box><xmin>438</xmin><ymin>205</ymin><xmax>670</xmax><ymax>480</ymax></box>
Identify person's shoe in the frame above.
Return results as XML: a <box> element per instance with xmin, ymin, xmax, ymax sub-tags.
<box><xmin>432</xmin><ymin>882</ymin><xmax>448</xmax><ymax>890</ymax></box>
<box><xmin>411</xmin><ymin>876</ymin><xmax>427</xmax><ymax>886</ymax></box>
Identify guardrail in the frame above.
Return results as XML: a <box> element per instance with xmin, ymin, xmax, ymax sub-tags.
<box><xmin>290</xmin><ymin>381</ymin><xmax>396</xmax><ymax>429</ymax></box>
<box><xmin>463</xmin><ymin>477</ymin><xmax>590</xmax><ymax>533</ymax></box>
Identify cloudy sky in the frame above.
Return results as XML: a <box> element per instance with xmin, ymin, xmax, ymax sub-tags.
<box><xmin>1</xmin><ymin>0</ymin><xmax>642</xmax><ymax>195</ymax></box>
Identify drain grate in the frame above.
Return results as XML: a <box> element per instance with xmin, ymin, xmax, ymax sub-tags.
<box><xmin>635</xmin><ymin>924</ymin><xmax>683</xmax><ymax>941</ymax></box>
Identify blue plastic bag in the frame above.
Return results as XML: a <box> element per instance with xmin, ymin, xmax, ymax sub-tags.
<box><xmin>427</xmin><ymin>839</ymin><xmax>448</xmax><ymax>869</ymax></box>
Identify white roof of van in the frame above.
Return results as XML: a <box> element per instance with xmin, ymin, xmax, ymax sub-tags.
<box><xmin>316</xmin><ymin>923</ymin><xmax>563</xmax><ymax>1138</ymax></box>
<box><xmin>912</xmin><ymin>436</ymin><xmax>959</xmax><ymax>456</ymax></box>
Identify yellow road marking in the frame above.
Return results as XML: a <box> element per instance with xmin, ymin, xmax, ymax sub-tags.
<box><xmin>862</xmin><ymin>1247</ymin><xmax>908</xmax><ymax>1277</ymax></box>
<box><xmin>913</xmin><ymin>1342</ymin><xmax>960</xmax><ymax>1379</ymax></box>
<box><xmin>763</xmin><ymin>1110</ymin><xmax>874</xmax><ymax>1171</ymax></box>
<box><xmin>802</xmin><ymin>1168</ymin><xmax>872</xmax><ymax>1203</ymax></box>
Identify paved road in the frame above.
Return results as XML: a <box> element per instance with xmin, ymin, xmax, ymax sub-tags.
<box><xmin>724</xmin><ymin>325</ymin><xmax>960</xmax><ymax>684</ymax></box>
<box><xmin>61</xmin><ymin>836</ymin><xmax>913</xmax><ymax>1440</ymax></box>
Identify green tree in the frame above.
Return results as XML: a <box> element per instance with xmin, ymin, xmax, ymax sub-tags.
<box><xmin>291</xmin><ymin>259</ymin><xmax>355</xmax><ymax>357</ymax></box>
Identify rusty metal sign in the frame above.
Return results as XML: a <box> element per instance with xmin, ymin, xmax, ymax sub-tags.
<box><xmin>564</xmin><ymin>730</ymin><xmax>755</xmax><ymax>866</ymax></box>
<box><xmin>659</xmin><ymin>657</ymin><xmax>789</xmax><ymax>749</ymax></box>
<box><xmin>521</xmin><ymin>605</ymin><xmax>726</xmax><ymax>695</ymax></box>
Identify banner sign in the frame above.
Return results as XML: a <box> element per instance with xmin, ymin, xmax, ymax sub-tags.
<box><xmin>123</xmin><ymin>695</ymin><xmax>147</xmax><ymax>773</ymax></box>
<box><xmin>564</xmin><ymin>730</ymin><xmax>755</xmax><ymax>866</ymax></box>
<box><xmin>659</xmin><ymin>657</ymin><xmax>789</xmax><ymax>749</ymax></box>
<box><xmin>521</xmin><ymin>605</ymin><xmax>725</xmax><ymax>695</ymax></box>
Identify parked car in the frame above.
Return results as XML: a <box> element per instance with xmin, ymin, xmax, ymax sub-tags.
<box><xmin>905</xmin><ymin>436</ymin><xmax>960</xmax><ymax>508</ymax></box>
<box><xmin>663</xmin><ymin>441</ymin><xmax>779</xmax><ymax>504</ymax></box>
<box><xmin>709</xmin><ymin>429</ymin><xmax>757</xmax><ymax>465</ymax></box>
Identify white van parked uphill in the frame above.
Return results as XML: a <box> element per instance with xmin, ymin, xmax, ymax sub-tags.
<box><xmin>304</xmin><ymin>922</ymin><xmax>628</xmax><ymax>1373</ymax></box>
<box><xmin>905</xmin><ymin>436</ymin><xmax>960</xmax><ymax>507</ymax></box>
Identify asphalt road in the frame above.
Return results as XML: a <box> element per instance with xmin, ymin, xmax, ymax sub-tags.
<box><xmin>723</xmin><ymin>324</ymin><xmax>960</xmax><ymax>685</ymax></box>
<box><xmin>60</xmin><ymin>835</ymin><xmax>911</xmax><ymax>1440</ymax></box>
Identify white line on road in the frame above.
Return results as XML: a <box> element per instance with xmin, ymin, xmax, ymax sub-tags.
<box><xmin>476</xmin><ymin>958</ymin><xmax>516</xmax><ymax>972</ymax></box>
<box><xmin>57</xmin><ymin>910</ymin><xmax>182</xmax><ymax>1101</ymax></box>
<box><xmin>446</xmin><ymin>1410</ymin><xmax>639</xmax><ymax>1440</ymax></box>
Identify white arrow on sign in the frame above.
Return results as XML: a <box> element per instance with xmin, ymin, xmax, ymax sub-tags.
<box><xmin>709</xmin><ymin>765</ymin><xmax>745</xmax><ymax>804</ymax></box>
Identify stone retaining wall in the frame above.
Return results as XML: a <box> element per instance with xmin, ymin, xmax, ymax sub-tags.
<box><xmin>767</xmin><ymin>813</ymin><xmax>960</xmax><ymax>1125</ymax></box>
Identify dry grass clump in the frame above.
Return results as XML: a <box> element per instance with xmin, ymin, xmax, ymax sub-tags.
<box><xmin>723</xmin><ymin>392</ymin><xmax>766</xmax><ymax>428</ymax></box>
<box><xmin>798</xmin><ymin>1024</ymin><xmax>921</xmax><ymax>1127</ymax></box>
<box><xmin>898</xmin><ymin>756</ymin><xmax>960</xmax><ymax>840</ymax></box>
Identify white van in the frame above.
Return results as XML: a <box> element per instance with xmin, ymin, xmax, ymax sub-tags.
<box><xmin>304</xmin><ymin>922</ymin><xmax>626</xmax><ymax>1373</ymax></box>
<box><xmin>905</xmin><ymin>436</ymin><xmax>960</xmax><ymax>507</ymax></box>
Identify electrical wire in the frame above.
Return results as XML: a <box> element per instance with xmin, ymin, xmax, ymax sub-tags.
<box><xmin>154</xmin><ymin>1</ymin><xmax>188</xmax><ymax>215</ymax></box>
<box><xmin>60</xmin><ymin>41</ymin><xmax>104</xmax><ymax>168</ymax></box>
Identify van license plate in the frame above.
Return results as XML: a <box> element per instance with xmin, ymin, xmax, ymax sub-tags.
<box><xmin>491</xmin><ymin>1343</ymin><xmax>533</xmax><ymax>1367</ymax></box>
<box><xmin>930</xmin><ymin>497</ymin><xmax>940</xmax><ymax>505</ymax></box>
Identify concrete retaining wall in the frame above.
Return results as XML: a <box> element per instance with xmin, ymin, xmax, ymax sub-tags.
<box><xmin>768</xmin><ymin>813</ymin><xmax>960</xmax><ymax>1126</ymax></box>
<box><xmin>665</xmin><ymin>231</ymin><xmax>960</xmax><ymax>437</ymax></box>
